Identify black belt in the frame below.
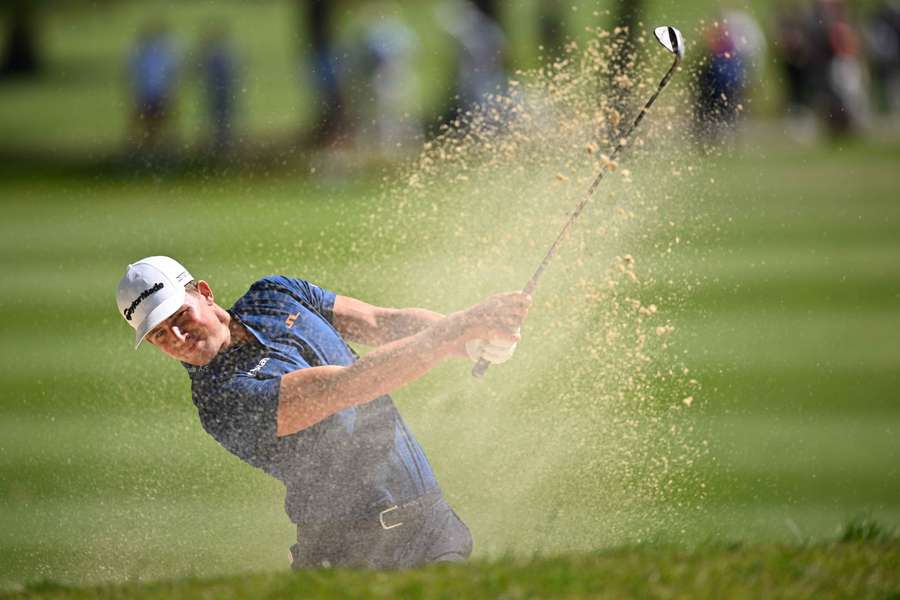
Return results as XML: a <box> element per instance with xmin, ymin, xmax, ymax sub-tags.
<box><xmin>302</xmin><ymin>488</ymin><xmax>443</xmax><ymax>534</ymax></box>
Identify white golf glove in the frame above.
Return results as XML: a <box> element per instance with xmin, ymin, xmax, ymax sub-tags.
<box><xmin>465</xmin><ymin>329</ymin><xmax>520</xmax><ymax>365</ymax></box>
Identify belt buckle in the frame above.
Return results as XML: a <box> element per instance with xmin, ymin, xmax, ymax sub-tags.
<box><xmin>379</xmin><ymin>505</ymin><xmax>403</xmax><ymax>530</ymax></box>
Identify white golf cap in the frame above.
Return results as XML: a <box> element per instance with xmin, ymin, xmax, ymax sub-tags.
<box><xmin>117</xmin><ymin>256</ymin><xmax>193</xmax><ymax>348</ymax></box>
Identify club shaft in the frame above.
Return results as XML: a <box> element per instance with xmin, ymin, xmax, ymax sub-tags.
<box><xmin>524</xmin><ymin>56</ymin><xmax>680</xmax><ymax>293</ymax></box>
<box><xmin>472</xmin><ymin>55</ymin><xmax>681</xmax><ymax>379</ymax></box>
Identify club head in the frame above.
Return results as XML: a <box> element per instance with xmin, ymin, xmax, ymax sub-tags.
<box><xmin>654</xmin><ymin>26</ymin><xmax>685</xmax><ymax>60</ymax></box>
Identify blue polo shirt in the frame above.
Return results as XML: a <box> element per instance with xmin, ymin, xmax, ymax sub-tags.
<box><xmin>184</xmin><ymin>276</ymin><xmax>438</xmax><ymax>525</ymax></box>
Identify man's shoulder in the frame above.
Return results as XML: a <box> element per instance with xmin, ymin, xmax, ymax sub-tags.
<box><xmin>235</xmin><ymin>276</ymin><xmax>331</xmax><ymax>310</ymax></box>
<box><xmin>248</xmin><ymin>274</ymin><xmax>298</xmax><ymax>292</ymax></box>
<box><xmin>232</xmin><ymin>276</ymin><xmax>301</xmax><ymax>306</ymax></box>
<box><xmin>229</xmin><ymin>275</ymin><xmax>337</xmax><ymax>333</ymax></box>
<box><xmin>244</xmin><ymin>275</ymin><xmax>326</xmax><ymax>295</ymax></box>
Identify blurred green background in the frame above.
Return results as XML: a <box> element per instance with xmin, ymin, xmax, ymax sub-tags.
<box><xmin>1</xmin><ymin>0</ymin><xmax>899</xmax><ymax>591</ymax></box>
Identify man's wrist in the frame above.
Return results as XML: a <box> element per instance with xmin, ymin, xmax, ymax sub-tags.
<box><xmin>427</xmin><ymin>311</ymin><xmax>467</xmax><ymax>358</ymax></box>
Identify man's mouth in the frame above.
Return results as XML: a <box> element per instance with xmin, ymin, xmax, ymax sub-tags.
<box><xmin>181</xmin><ymin>334</ymin><xmax>198</xmax><ymax>353</ymax></box>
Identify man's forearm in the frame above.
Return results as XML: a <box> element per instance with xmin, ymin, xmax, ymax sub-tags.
<box><xmin>373</xmin><ymin>308</ymin><xmax>444</xmax><ymax>345</ymax></box>
<box><xmin>332</xmin><ymin>295</ymin><xmax>444</xmax><ymax>347</ymax></box>
<box><xmin>276</xmin><ymin>314</ymin><xmax>458</xmax><ymax>436</ymax></box>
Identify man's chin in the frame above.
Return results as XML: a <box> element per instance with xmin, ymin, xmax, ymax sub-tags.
<box><xmin>180</xmin><ymin>347</ymin><xmax>217</xmax><ymax>366</ymax></box>
<box><xmin>183</xmin><ymin>356</ymin><xmax>212</xmax><ymax>366</ymax></box>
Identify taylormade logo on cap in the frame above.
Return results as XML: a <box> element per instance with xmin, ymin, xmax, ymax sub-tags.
<box><xmin>116</xmin><ymin>256</ymin><xmax>193</xmax><ymax>348</ymax></box>
<box><xmin>123</xmin><ymin>281</ymin><xmax>165</xmax><ymax>321</ymax></box>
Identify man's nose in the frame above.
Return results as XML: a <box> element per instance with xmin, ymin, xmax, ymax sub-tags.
<box><xmin>171</xmin><ymin>325</ymin><xmax>188</xmax><ymax>343</ymax></box>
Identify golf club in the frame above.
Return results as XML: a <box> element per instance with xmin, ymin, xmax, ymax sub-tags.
<box><xmin>473</xmin><ymin>25</ymin><xmax>685</xmax><ymax>379</ymax></box>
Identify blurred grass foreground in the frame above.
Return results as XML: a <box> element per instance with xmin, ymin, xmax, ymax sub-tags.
<box><xmin>1</xmin><ymin>0</ymin><xmax>900</xmax><ymax>595</ymax></box>
<box><xmin>8</xmin><ymin>535</ymin><xmax>900</xmax><ymax>599</ymax></box>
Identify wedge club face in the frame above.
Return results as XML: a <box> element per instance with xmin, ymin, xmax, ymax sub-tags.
<box><xmin>654</xmin><ymin>26</ymin><xmax>685</xmax><ymax>60</ymax></box>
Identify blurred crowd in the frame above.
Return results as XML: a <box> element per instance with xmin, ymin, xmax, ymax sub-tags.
<box><xmin>121</xmin><ymin>0</ymin><xmax>900</xmax><ymax>160</ymax></box>
<box><xmin>128</xmin><ymin>20</ymin><xmax>238</xmax><ymax>158</ymax></box>
<box><xmin>126</xmin><ymin>0</ymin><xmax>518</xmax><ymax>161</ymax></box>
<box><xmin>694</xmin><ymin>0</ymin><xmax>900</xmax><ymax>145</ymax></box>
<box><xmin>774</xmin><ymin>0</ymin><xmax>900</xmax><ymax>139</ymax></box>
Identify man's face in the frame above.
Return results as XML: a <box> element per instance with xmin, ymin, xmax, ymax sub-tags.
<box><xmin>146</xmin><ymin>284</ymin><xmax>229</xmax><ymax>366</ymax></box>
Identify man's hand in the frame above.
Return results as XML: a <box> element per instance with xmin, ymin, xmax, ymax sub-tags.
<box><xmin>447</xmin><ymin>292</ymin><xmax>531</xmax><ymax>359</ymax></box>
<box><xmin>465</xmin><ymin>329</ymin><xmax>519</xmax><ymax>365</ymax></box>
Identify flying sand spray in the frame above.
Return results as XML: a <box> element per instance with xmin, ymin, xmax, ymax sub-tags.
<box><xmin>472</xmin><ymin>25</ymin><xmax>686</xmax><ymax>378</ymax></box>
<box><xmin>323</xmin><ymin>21</ymin><xmax>704</xmax><ymax>553</ymax></box>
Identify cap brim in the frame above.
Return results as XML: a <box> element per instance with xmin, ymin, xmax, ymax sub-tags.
<box><xmin>133</xmin><ymin>287</ymin><xmax>186</xmax><ymax>349</ymax></box>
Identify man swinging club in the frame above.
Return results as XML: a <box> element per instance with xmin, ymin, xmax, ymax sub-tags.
<box><xmin>116</xmin><ymin>256</ymin><xmax>530</xmax><ymax>569</ymax></box>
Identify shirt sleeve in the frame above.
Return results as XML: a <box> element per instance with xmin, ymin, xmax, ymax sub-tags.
<box><xmin>193</xmin><ymin>372</ymin><xmax>282</xmax><ymax>468</ymax></box>
<box><xmin>270</xmin><ymin>276</ymin><xmax>337</xmax><ymax>323</ymax></box>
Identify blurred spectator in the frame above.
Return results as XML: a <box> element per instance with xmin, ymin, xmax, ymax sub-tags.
<box><xmin>357</xmin><ymin>12</ymin><xmax>421</xmax><ymax>156</ymax></box>
<box><xmin>1</xmin><ymin>0</ymin><xmax>41</xmax><ymax>78</ymax></box>
<box><xmin>694</xmin><ymin>12</ymin><xmax>761</xmax><ymax>145</ymax></box>
<box><xmin>434</xmin><ymin>0</ymin><xmax>507</xmax><ymax>131</ymax></box>
<box><xmin>774</xmin><ymin>2</ymin><xmax>818</xmax><ymax>139</ymax></box>
<box><xmin>199</xmin><ymin>25</ymin><xmax>239</xmax><ymax>155</ymax></box>
<box><xmin>304</xmin><ymin>0</ymin><xmax>348</xmax><ymax>147</ymax></box>
<box><xmin>814</xmin><ymin>0</ymin><xmax>869</xmax><ymax>136</ymax></box>
<box><xmin>864</xmin><ymin>1</ymin><xmax>900</xmax><ymax>113</ymax></box>
<box><xmin>723</xmin><ymin>8</ymin><xmax>766</xmax><ymax>71</ymax></box>
<box><xmin>128</xmin><ymin>21</ymin><xmax>179</xmax><ymax>152</ymax></box>
<box><xmin>538</xmin><ymin>0</ymin><xmax>566</xmax><ymax>62</ymax></box>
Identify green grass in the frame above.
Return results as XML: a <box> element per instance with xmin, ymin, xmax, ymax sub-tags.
<box><xmin>5</xmin><ymin>539</ymin><xmax>900</xmax><ymax>599</ymax></box>
<box><xmin>1</xmin><ymin>138</ymin><xmax>898</xmax><ymax>592</ymax></box>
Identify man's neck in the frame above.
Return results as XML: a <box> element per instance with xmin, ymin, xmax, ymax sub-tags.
<box><xmin>225</xmin><ymin>311</ymin><xmax>253</xmax><ymax>347</ymax></box>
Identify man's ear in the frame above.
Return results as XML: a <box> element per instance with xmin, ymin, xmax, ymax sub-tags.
<box><xmin>196</xmin><ymin>280</ymin><xmax>215</xmax><ymax>304</ymax></box>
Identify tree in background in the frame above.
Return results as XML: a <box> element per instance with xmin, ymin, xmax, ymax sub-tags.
<box><xmin>608</xmin><ymin>0</ymin><xmax>644</xmax><ymax>137</ymax></box>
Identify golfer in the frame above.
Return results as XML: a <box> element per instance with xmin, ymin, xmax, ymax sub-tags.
<box><xmin>116</xmin><ymin>256</ymin><xmax>530</xmax><ymax>569</ymax></box>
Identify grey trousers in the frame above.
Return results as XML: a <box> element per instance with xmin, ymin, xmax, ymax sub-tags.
<box><xmin>290</xmin><ymin>496</ymin><xmax>473</xmax><ymax>570</ymax></box>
